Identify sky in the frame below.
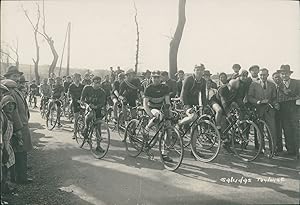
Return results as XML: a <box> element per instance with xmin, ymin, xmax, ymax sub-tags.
<box><xmin>1</xmin><ymin>0</ymin><xmax>300</xmax><ymax>78</ymax></box>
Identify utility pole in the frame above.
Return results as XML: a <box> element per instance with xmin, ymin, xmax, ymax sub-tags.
<box><xmin>66</xmin><ymin>22</ymin><xmax>71</xmax><ymax>76</ymax></box>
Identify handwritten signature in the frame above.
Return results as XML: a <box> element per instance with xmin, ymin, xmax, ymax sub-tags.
<box><xmin>220</xmin><ymin>176</ymin><xmax>285</xmax><ymax>184</ymax></box>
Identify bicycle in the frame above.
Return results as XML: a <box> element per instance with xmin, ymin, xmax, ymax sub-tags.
<box><xmin>191</xmin><ymin>107</ymin><xmax>263</xmax><ymax>162</ymax></box>
<box><xmin>246</xmin><ymin>103</ymin><xmax>274</xmax><ymax>159</ymax></box>
<box><xmin>28</xmin><ymin>91</ymin><xmax>37</xmax><ymax>108</ymax></box>
<box><xmin>46</xmin><ymin>98</ymin><xmax>62</xmax><ymax>130</ymax></box>
<box><xmin>173</xmin><ymin>105</ymin><xmax>221</xmax><ymax>162</ymax></box>
<box><xmin>124</xmin><ymin>106</ymin><xmax>184</xmax><ymax>171</ymax></box>
<box><xmin>79</xmin><ymin>103</ymin><xmax>110</xmax><ymax>159</ymax></box>
<box><xmin>40</xmin><ymin>96</ymin><xmax>50</xmax><ymax>119</ymax></box>
<box><xmin>117</xmin><ymin>99</ymin><xmax>141</xmax><ymax>141</ymax></box>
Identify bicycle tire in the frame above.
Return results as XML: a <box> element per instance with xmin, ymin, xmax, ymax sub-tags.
<box><xmin>159</xmin><ymin>126</ymin><xmax>184</xmax><ymax>171</ymax></box>
<box><xmin>46</xmin><ymin>103</ymin><xmax>58</xmax><ymax>130</ymax></box>
<box><xmin>258</xmin><ymin>119</ymin><xmax>274</xmax><ymax>159</ymax></box>
<box><xmin>232</xmin><ymin>120</ymin><xmax>262</xmax><ymax>162</ymax></box>
<box><xmin>190</xmin><ymin>119</ymin><xmax>221</xmax><ymax>162</ymax></box>
<box><xmin>89</xmin><ymin>120</ymin><xmax>110</xmax><ymax>159</ymax></box>
<box><xmin>75</xmin><ymin>115</ymin><xmax>85</xmax><ymax>146</ymax></box>
<box><xmin>124</xmin><ymin>119</ymin><xmax>144</xmax><ymax>157</ymax></box>
<box><xmin>117</xmin><ymin>111</ymin><xmax>126</xmax><ymax>140</ymax></box>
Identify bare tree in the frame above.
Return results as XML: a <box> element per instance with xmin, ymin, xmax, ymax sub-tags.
<box><xmin>41</xmin><ymin>0</ymin><xmax>58</xmax><ymax>77</ymax></box>
<box><xmin>169</xmin><ymin>0</ymin><xmax>186</xmax><ymax>79</ymax></box>
<box><xmin>22</xmin><ymin>2</ymin><xmax>41</xmax><ymax>83</ymax></box>
<box><xmin>133</xmin><ymin>1</ymin><xmax>140</xmax><ymax>73</ymax></box>
<box><xmin>1</xmin><ymin>40</ymin><xmax>19</xmax><ymax>68</ymax></box>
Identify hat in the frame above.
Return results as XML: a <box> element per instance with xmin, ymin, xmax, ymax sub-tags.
<box><xmin>277</xmin><ymin>64</ymin><xmax>293</xmax><ymax>74</ymax></box>
<box><xmin>145</xmin><ymin>70</ymin><xmax>151</xmax><ymax>74</ymax></box>
<box><xmin>4</xmin><ymin>66</ymin><xmax>23</xmax><ymax>77</ymax></box>
<box><xmin>126</xmin><ymin>69</ymin><xmax>135</xmax><ymax>75</ymax></box>
<box><xmin>151</xmin><ymin>71</ymin><xmax>161</xmax><ymax>77</ymax></box>
<box><xmin>0</xmin><ymin>84</ymin><xmax>9</xmax><ymax>92</ymax></box>
<box><xmin>0</xmin><ymin>79</ymin><xmax>18</xmax><ymax>88</ymax></box>
<box><xmin>118</xmin><ymin>73</ymin><xmax>125</xmax><ymax>78</ymax></box>
<box><xmin>240</xmin><ymin>69</ymin><xmax>249</xmax><ymax>76</ymax></box>
<box><xmin>249</xmin><ymin>65</ymin><xmax>260</xmax><ymax>72</ymax></box>
<box><xmin>175</xmin><ymin>70</ymin><xmax>184</xmax><ymax>76</ymax></box>
<box><xmin>194</xmin><ymin>64</ymin><xmax>205</xmax><ymax>70</ymax></box>
<box><xmin>19</xmin><ymin>75</ymin><xmax>28</xmax><ymax>83</ymax></box>
<box><xmin>203</xmin><ymin>70</ymin><xmax>212</xmax><ymax>76</ymax></box>
<box><xmin>160</xmin><ymin>71</ymin><xmax>168</xmax><ymax>76</ymax></box>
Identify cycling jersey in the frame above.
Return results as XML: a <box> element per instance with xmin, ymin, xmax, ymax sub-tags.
<box><xmin>81</xmin><ymin>86</ymin><xmax>107</xmax><ymax>118</ymax></box>
<box><xmin>144</xmin><ymin>84</ymin><xmax>169</xmax><ymax>109</ymax></box>
<box><xmin>52</xmin><ymin>84</ymin><xmax>64</xmax><ymax>99</ymax></box>
<box><xmin>119</xmin><ymin>78</ymin><xmax>142</xmax><ymax>107</ymax></box>
<box><xmin>101</xmin><ymin>81</ymin><xmax>112</xmax><ymax>98</ymax></box>
<box><xmin>181</xmin><ymin>75</ymin><xmax>206</xmax><ymax>106</ymax></box>
<box><xmin>63</xmin><ymin>81</ymin><xmax>72</xmax><ymax>93</ymax></box>
<box><xmin>68</xmin><ymin>83</ymin><xmax>84</xmax><ymax>100</ymax></box>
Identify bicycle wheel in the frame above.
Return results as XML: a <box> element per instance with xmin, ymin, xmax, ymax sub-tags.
<box><xmin>159</xmin><ymin>126</ymin><xmax>184</xmax><ymax>171</ymax></box>
<box><xmin>258</xmin><ymin>119</ymin><xmax>274</xmax><ymax>158</ymax></box>
<box><xmin>46</xmin><ymin>104</ymin><xmax>58</xmax><ymax>130</ymax></box>
<box><xmin>232</xmin><ymin>120</ymin><xmax>262</xmax><ymax>162</ymax></box>
<box><xmin>117</xmin><ymin>111</ymin><xmax>126</xmax><ymax>140</ymax></box>
<box><xmin>124</xmin><ymin>119</ymin><xmax>144</xmax><ymax>157</ymax></box>
<box><xmin>190</xmin><ymin>120</ymin><xmax>221</xmax><ymax>162</ymax></box>
<box><xmin>75</xmin><ymin>115</ymin><xmax>85</xmax><ymax>145</ymax></box>
<box><xmin>89</xmin><ymin>120</ymin><xmax>110</xmax><ymax>159</ymax></box>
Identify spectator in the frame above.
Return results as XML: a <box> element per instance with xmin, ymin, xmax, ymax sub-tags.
<box><xmin>272</xmin><ymin>71</ymin><xmax>283</xmax><ymax>154</ymax></box>
<box><xmin>203</xmin><ymin>70</ymin><xmax>218</xmax><ymax>89</ymax></box>
<box><xmin>63</xmin><ymin>76</ymin><xmax>72</xmax><ymax>94</ymax></box>
<box><xmin>176</xmin><ymin>70</ymin><xmax>185</xmax><ymax>97</ymax></box>
<box><xmin>82</xmin><ymin>73</ymin><xmax>92</xmax><ymax>86</ymax></box>
<box><xmin>230</xmin><ymin>64</ymin><xmax>241</xmax><ymax>80</ymax></box>
<box><xmin>249</xmin><ymin>65</ymin><xmax>260</xmax><ymax>82</ymax></box>
<box><xmin>277</xmin><ymin>65</ymin><xmax>300</xmax><ymax>157</ymax></box>
<box><xmin>247</xmin><ymin>68</ymin><xmax>277</xmax><ymax>152</ymax></box>
<box><xmin>2</xmin><ymin>66</ymin><xmax>33</xmax><ymax>184</ymax></box>
<box><xmin>161</xmin><ymin>71</ymin><xmax>177</xmax><ymax>98</ymax></box>
<box><xmin>101</xmin><ymin>75</ymin><xmax>112</xmax><ymax>99</ymax></box>
<box><xmin>218</xmin><ymin>72</ymin><xmax>228</xmax><ymax>86</ymax></box>
<box><xmin>18</xmin><ymin>75</ymin><xmax>29</xmax><ymax>99</ymax></box>
<box><xmin>1</xmin><ymin>95</ymin><xmax>17</xmax><ymax>194</ymax></box>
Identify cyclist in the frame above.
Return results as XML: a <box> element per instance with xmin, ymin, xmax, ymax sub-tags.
<box><xmin>82</xmin><ymin>73</ymin><xmax>92</xmax><ymax>86</ymax></box>
<box><xmin>101</xmin><ymin>75</ymin><xmax>112</xmax><ymax>99</ymax></box>
<box><xmin>63</xmin><ymin>76</ymin><xmax>73</xmax><ymax>94</ymax></box>
<box><xmin>161</xmin><ymin>71</ymin><xmax>177</xmax><ymax>98</ymax></box>
<box><xmin>119</xmin><ymin>69</ymin><xmax>143</xmax><ymax>118</ymax></box>
<box><xmin>68</xmin><ymin>73</ymin><xmax>84</xmax><ymax>139</ymax></box>
<box><xmin>80</xmin><ymin>76</ymin><xmax>107</xmax><ymax>152</ymax></box>
<box><xmin>111</xmin><ymin>73</ymin><xmax>125</xmax><ymax>122</ymax></box>
<box><xmin>47</xmin><ymin>77</ymin><xmax>65</xmax><ymax>127</ymax></box>
<box><xmin>29</xmin><ymin>80</ymin><xmax>39</xmax><ymax>108</ymax></box>
<box><xmin>18</xmin><ymin>75</ymin><xmax>29</xmax><ymax>99</ymax></box>
<box><xmin>176</xmin><ymin>70</ymin><xmax>185</xmax><ymax>97</ymax></box>
<box><xmin>143</xmin><ymin>70</ymin><xmax>173</xmax><ymax>162</ymax></box>
<box><xmin>39</xmin><ymin>78</ymin><xmax>52</xmax><ymax>111</ymax></box>
<box><xmin>48</xmin><ymin>78</ymin><xmax>55</xmax><ymax>89</ymax></box>
<box><xmin>178</xmin><ymin>64</ymin><xmax>207</xmax><ymax>127</ymax></box>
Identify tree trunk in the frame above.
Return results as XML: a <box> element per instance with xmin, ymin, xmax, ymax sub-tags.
<box><xmin>33</xmin><ymin>30</ymin><xmax>40</xmax><ymax>83</ymax></box>
<box><xmin>134</xmin><ymin>2</ymin><xmax>139</xmax><ymax>73</ymax></box>
<box><xmin>48</xmin><ymin>39</ymin><xmax>58</xmax><ymax>77</ymax></box>
<box><xmin>169</xmin><ymin>0</ymin><xmax>186</xmax><ymax>79</ymax></box>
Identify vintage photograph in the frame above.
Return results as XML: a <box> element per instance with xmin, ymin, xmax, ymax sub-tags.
<box><xmin>0</xmin><ymin>0</ymin><xmax>299</xmax><ymax>204</ymax></box>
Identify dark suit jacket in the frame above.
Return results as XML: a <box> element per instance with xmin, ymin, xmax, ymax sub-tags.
<box><xmin>277</xmin><ymin>79</ymin><xmax>300</xmax><ymax>103</ymax></box>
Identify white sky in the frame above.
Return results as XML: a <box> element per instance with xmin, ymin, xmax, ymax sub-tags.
<box><xmin>1</xmin><ymin>0</ymin><xmax>300</xmax><ymax>78</ymax></box>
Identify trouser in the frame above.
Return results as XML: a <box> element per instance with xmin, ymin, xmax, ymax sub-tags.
<box><xmin>14</xmin><ymin>151</ymin><xmax>28</xmax><ymax>182</ymax></box>
<box><xmin>279</xmin><ymin>101</ymin><xmax>298</xmax><ymax>154</ymax></box>
<box><xmin>258</xmin><ymin>107</ymin><xmax>276</xmax><ymax>150</ymax></box>
<box><xmin>275</xmin><ymin>110</ymin><xmax>283</xmax><ymax>152</ymax></box>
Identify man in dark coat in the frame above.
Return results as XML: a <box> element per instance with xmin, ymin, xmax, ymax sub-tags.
<box><xmin>277</xmin><ymin>65</ymin><xmax>300</xmax><ymax>158</ymax></box>
<box><xmin>2</xmin><ymin>66</ymin><xmax>33</xmax><ymax>184</ymax></box>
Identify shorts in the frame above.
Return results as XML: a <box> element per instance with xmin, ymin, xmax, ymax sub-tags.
<box><xmin>72</xmin><ymin>100</ymin><xmax>81</xmax><ymax>113</ymax></box>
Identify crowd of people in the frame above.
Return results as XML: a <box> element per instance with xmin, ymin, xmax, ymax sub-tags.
<box><xmin>0</xmin><ymin>63</ymin><xmax>299</xmax><ymax>202</ymax></box>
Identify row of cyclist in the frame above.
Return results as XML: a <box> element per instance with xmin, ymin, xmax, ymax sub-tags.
<box><xmin>40</xmin><ymin>67</ymin><xmax>274</xmax><ymax>172</ymax></box>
